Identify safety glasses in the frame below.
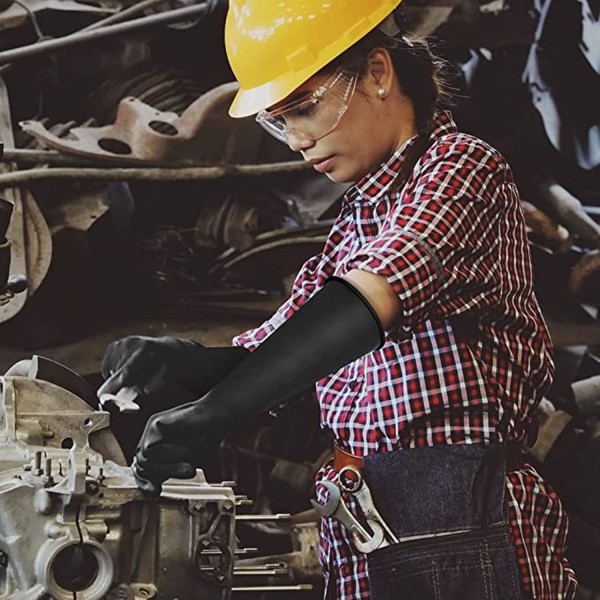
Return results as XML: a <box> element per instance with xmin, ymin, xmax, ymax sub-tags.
<box><xmin>256</xmin><ymin>68</ymin><xmax>359</xmax><ymax>145</ymax></box>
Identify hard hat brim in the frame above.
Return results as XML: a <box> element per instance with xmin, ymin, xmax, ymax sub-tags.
<box><xmin>228</xmin><ymin>66</ymin><xmax>318</xmax><ymax>119</ymax></box>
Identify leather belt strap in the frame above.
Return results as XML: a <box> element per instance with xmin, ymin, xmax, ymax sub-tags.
<box><xmin>333</xmin><ymin>443</ymin><xmax>363</xmax><ymax>472</ymax></box>
<box><xmin>333</xmin><ymin>441</ymin><xmax>525</xmax><ymax>473</ymax></box>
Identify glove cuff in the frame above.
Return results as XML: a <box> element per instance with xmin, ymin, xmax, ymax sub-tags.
<box><xmin>326</xmin><ymin>275</ymin><xmax>385</xmax><ymax>348</ymax></box>
<box><xmin>197</xmin><ymin>277</ymin><xmax>387</xmax><ymax>428</ymax></box>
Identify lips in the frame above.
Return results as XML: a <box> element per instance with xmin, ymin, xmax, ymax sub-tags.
<box><xmin>309</xmin><ymin>155</ymin><xmax>335</xmax><ymax>173</ymax></box>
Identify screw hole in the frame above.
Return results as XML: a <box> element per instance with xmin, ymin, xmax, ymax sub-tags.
<box><xmin>61</xmin><ymin>437</ymin><xmax>74</xmax><ymax>449</ymax></box>
<box><xmin>148</xmin><ymin>120</ymin><xmax>178</xmax><ymax>136</ymax></box>
<box><xmin>98</xmin><ymin>138</ymin><xmax>132</xmax><ymax>155</ymax></box>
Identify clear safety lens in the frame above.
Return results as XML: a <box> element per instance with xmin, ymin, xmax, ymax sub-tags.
<box><xmin>256</xmin><ymin>68</ymin><xmax>359</xmax><ymax>144</ymax></box>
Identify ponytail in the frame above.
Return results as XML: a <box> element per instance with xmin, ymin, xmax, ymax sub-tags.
<box><xmin>388</xmin><ymin>34</ymin><xmax>453</xmax><ymax>191</ymax></box>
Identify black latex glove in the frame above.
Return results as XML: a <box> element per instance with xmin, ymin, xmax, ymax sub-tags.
<box><xmin>97</xmin><ymin>335</ymin><xmax>249</xmax><ymax>400</ymax></box>
<box><xmin>132</xmin><ymin>399</ymin><xmax>224</xmax><ymax>494</ymax></box>
<box><xmin>133</xmin><ymin>277</ymin><xmax>386</xmax><ymax>496</ymax></box>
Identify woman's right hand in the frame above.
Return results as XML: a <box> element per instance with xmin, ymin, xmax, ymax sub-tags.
<box><xmin>97</xmin><ymin>335</ymin><xmax>249</xmax><ymax>403</ymax></box>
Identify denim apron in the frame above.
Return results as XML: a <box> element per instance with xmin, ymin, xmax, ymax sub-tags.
<box><xmin>362</xmin><ymin>443</ymin><xmax>524</xmax><ymax>600</ymax></box>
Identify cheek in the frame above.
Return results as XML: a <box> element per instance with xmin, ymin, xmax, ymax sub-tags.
<box><xmin>332</xmin><ymin>135</ymin><xmax>384</xmax><ymax>181</ymax></box>
<box><xmin>347</xmin><ymin>110</ymin><xmax>388</xmax><ymax>157</ymax></box>
<box><xmin>323</xmin><ymin>103</ymin><xmax>390</xmax><ymax>182</ymax></box>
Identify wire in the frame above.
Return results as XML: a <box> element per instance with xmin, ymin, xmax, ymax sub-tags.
<box><xmin>82</xmin><ymin>0</ymin><xmax>167</xmax><ymax>32</ymax></box>
<box><xmin>12</xmin><ymin>0</ymin><xmax>45</xmax><ymax>41</ymax></box>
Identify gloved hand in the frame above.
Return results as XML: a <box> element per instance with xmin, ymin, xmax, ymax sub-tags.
<box><xmin>133</xmin><ymin>277</ymin><xmax>387</xmax><ymax>496</ymax></box>
<box><xmin>97</xmin><ymin>335</ymin><xmax>249</xmax><ymax>401</ymax></box>
<box><xmin>132</xmin><ymin>399</ymin><xmax>223</xmax><ymax>495</ymax></box>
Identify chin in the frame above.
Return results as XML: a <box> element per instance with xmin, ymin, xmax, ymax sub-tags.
<box><xmin>325</xmin><ymin>165</ymin><xmax>362</xmax><ymax>184</ymax></box>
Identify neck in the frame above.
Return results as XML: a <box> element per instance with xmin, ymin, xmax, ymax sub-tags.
<box><xmin>388</xmin><ymin>96</ymin><xmax>418</xmax><ymax>157</ymax></box>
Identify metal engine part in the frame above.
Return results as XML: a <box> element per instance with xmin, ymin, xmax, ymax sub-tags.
<box><xmin>19</xmin><ymin>82</ymin><xmax>260</xmax><ymax>166</ymax></box>
<box><xmin>0</xmin><ymin>356</ymin><xmax>237</xmax><ymax>599</ymax></box>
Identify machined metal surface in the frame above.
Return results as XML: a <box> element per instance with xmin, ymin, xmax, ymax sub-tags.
<box><xmin>0</xmin><ymin>356</ymin><xmax>238</xmax><ymax>599</ymax></box>
<box><xmin>0</xmin><ymin>355</ymin><xmax>319</xmax><ymax>596</ymax></box>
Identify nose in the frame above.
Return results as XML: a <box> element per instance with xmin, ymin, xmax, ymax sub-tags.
<box><xmin>286</xmin><ymin>130</ymin><xmax>315</xmax><ymax>153</ymax></box>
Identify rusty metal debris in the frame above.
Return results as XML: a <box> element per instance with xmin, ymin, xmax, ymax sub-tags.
<box><xmin>20</xmin><ymin>82</ymin><xmax>256</xmax><ymax>165</ymax></box>
<box><xmin>1</xmin><ymin>148</ymin><xmax>110</xmax><ymax>167</ymax></box>
<box><xmin>523</xmin><ymin>0</ymin><xmax>600</xmax><ymax>170</ymax></box>
<box><xmin>81</xmin><ymin>0</ymin><xmax>168</xmax><ymax>32</ymax></box>
<box><xmin>522</xmin><ymin>200</ymin><xmax>571</xmax><ymax>253</ymax></box>
<box><xmin>536</xmin><ymin>178</ymin><xmax>600</xmax><ymax>250</ymax></box>
<box><xmin>569</xmin><ymin>250</ymin><xmax>600</xmax><ymax>302</ymax></box>
<box><xmin>0</xmin><ymin>3</ymin><xmax>209</xmax><ymax>67</ymax></box>
<box><xmin>0</xmin><ymin>161</ymin><xmax>311</xmax><ymax>188</ymax></box>
<box><xmin>0</xmin><ymin>78</ymin><xmax>52</xmax><ymax>322</ymax></box>
<box><xmin>0</xmin><ymin>1</ymin><xmax>109</xmax><ymax>33</ymax></box>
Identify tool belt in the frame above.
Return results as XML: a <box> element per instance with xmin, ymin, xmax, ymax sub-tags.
<box><xmin>334</xmin><ymin>439</ymin><xmax>527</xmax><ymax>474</ymax></box>
<box><xmin>347</xmin><ymin>442</ymin><xmax>524</xmax><ymax>599</ymax></box>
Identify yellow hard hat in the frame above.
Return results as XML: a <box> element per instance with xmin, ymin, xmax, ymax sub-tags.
<box><xmin>226</xmin><ymin>0</ymin><xmax>403</xmax><ymax>118</ymax></box>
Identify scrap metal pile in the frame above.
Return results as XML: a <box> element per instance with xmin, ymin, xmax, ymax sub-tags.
<box><xmin>0</xmin><ymin>0</ymin><xmax>596</xmax><ymax>598</ymax></box>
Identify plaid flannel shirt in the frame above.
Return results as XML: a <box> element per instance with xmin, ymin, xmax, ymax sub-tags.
<box><xmin>233</xmin><ymin>112</ymin><xmax>578</xmax><ymax>599</ymax></box>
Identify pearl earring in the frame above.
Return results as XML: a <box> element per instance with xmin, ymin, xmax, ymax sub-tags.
<box><xmin>377</xmin><ymin>87</ymin><xmax>386</xmax><ymax>98</ymax></box>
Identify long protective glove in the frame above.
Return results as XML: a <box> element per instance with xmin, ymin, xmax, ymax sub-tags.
<box><xmin>97</xmin><ymin>336</ymin><xmax>249</xmax><ymax>401</ymax></box>
<box><xmin>133</xmin><ymin>277</ymin><xmax>386</xmax><ymax>495</ymax></box>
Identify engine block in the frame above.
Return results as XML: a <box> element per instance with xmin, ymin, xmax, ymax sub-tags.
<box><xmin>0</xmin><ymin>356</ymin><xmax>236</xmax><ymax>600</ymax></box>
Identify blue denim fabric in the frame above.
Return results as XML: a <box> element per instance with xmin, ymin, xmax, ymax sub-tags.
<box><xmin>367</xmin><ymin>526</ymin><xmax>523</xmax><ymax>600</ymax></box>
<box><xmin>362</xmin><ymin>444</ymin><xmax>506</xmax><ymax>537</ymax></box>
<box><xmin>362</xmin><ymin>444</ymin><xmax>523</xmax><ymax>600</ymax></box>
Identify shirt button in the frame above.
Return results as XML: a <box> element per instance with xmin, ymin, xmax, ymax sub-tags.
<box><xmin>349</xmin><ymin>380</ymin><xmax>359</xmax><ymax>390</ymax></box>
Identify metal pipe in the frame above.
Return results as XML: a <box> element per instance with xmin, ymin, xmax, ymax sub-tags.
<box><xmin>232</xmin><ymin>585</ymin><xmax>314</xmax><ymax>592</ymax></box>
<box><xmin>235</xmin><ymin>514</ymin><xmax>292</xmax><ymax>522</ymax></box>
<box><xmin>82</xmin><ymin>0</ymin><xmax>167</xmax><ymax>32</ymax></box>
<box><xmin>233</xmin><ymin>565</ymin><xmax>288</xmax><ymax>576</ymax></box>
<box><xmin>234</xmin><ymin>571</ymin><xmax>287</xmax><ymax>577</ymax></box>
<box><xmin>234</xmin><ymin>563</ymin><xmax>286</xmax><ymax>570</ymax></box>
<box><xmin>235</xmin><ymin>497</ymin><xmax>254</xmax><ymax>506</ymax></box>
<box><xmin>200</xmin><ymin>547</ymin><xmax>258</xmax><ymax>556</ymax></box>
<box><xmin>2</xmin><ymin>148</ymin><xmax>130</xmax><ymax>167</ymax></box>
<box><xmin>0</xmin><ymin>161</ymin><xmax>311</xmax><ymax>188</ymax></box>
<box><xmin>0</xmin><ymin>4</ymin><xmax>208</xmax><ymax>67</ymax></box>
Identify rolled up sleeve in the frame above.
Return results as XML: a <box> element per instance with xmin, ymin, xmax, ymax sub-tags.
<box><xmin>232</xmin><ymin>252</ymin><xmax>324</xmax><ymax>350</ymax></box>
<box><xmin>346</xmin><ymin>139</ymin><xmax>509</xmax><ymax>336</ymax></box>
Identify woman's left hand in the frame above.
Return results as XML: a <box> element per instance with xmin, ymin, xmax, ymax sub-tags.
<box><xmin>133</xmin><ymin>400</ymin><xmax>223</xmax><ymax>496</ymax></box>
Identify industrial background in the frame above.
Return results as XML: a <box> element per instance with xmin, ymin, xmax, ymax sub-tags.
<box><xmin>0</xmin><ymin>1</ymin><xmax>597</xmax><ymax>598</ymax></box>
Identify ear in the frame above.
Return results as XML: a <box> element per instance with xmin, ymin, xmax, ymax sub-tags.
<box><xmin>364</xmin><ymin>48</ymin><xmax>394</xmax><ymax>99</ymax></box>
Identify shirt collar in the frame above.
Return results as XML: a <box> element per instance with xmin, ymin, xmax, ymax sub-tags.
<box><xmin>345</xmin><ymin>110</ymin><xmax>458</xmax><ymax>205</ymax></box>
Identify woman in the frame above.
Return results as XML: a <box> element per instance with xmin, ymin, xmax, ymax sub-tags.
<box><xmin>101</xmin><ymin>1</ymin><xmax>578</xmax><ymax>598</ymax></box>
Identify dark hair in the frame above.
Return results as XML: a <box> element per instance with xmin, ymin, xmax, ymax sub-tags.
<box><xmin>326</xmin><ymin>12</ymin><xmax>454</xmax><ymax>190</ymax></box>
